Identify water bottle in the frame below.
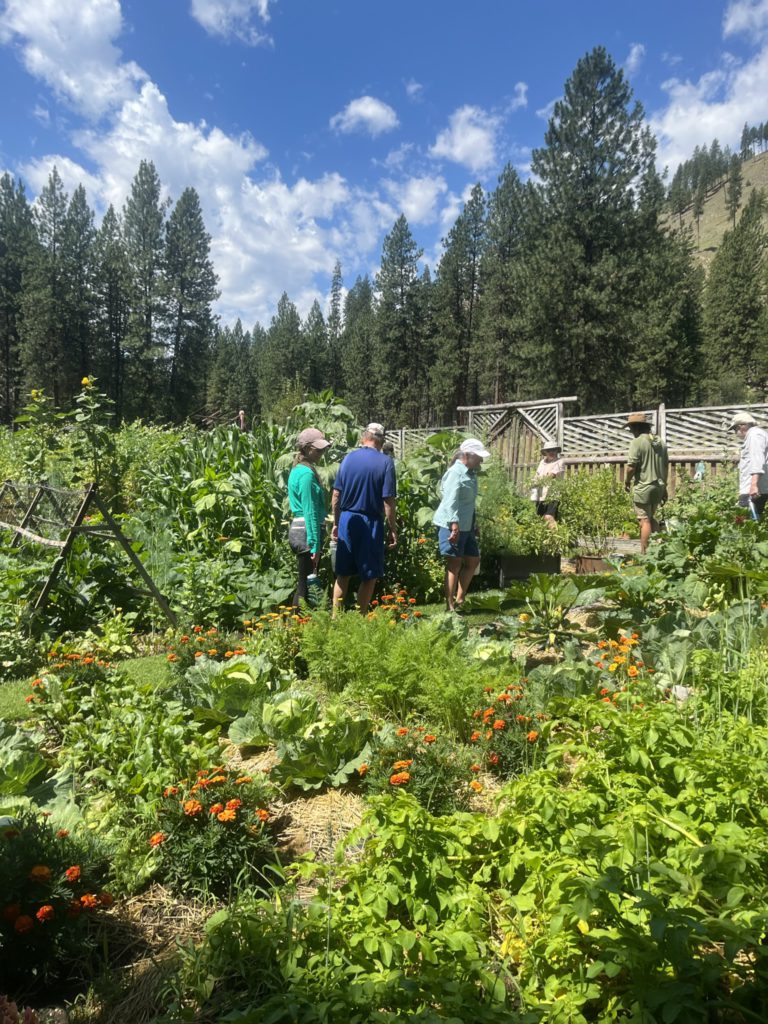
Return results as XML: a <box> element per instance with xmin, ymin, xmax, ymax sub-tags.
<box><xmin>306</xmin><ymin>573</ymin><xmax>323</xmax><ymax>607</ymax></box>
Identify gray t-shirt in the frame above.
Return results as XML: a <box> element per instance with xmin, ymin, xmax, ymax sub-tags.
<box><xmin>738</xmin><ymin>426</ymin><xmax>768</xmax><ymax>495</ymax></box>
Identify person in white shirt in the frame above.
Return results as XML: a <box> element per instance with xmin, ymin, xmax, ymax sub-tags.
<box><xmin>530</xmin><ymin>441</ymin><xmax>564</xmax><ymax>528</ymax></box>
<box><xmin>730</xmin><ymin>411</ymin><xmax>768</xmax><ymax>519</ymax></box>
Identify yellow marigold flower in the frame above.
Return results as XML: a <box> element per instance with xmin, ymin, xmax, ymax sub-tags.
<box><xmin>470</xmin><ymin>780</ymin><xmax>483</xmax><ymax>793</ymax></box>
<box><xmin>235</xmin><ymin>775</ymin><xmax>253</xmax><ymax>784</ymax></box>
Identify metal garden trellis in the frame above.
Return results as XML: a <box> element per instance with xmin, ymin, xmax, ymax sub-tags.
<box><xmin>0</xmin><ymin>479</ymin><xmax>177</xmax><ymax>626</ymax></box>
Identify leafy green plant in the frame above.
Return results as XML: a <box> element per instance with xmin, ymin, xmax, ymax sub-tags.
<box><xmin>478</xmin><ymin>462</ymin><xmax>568</xmax><ymax>556</ymax></box>
<box><xmin>556</xmin><ymin>467</ymin><xmax>634</xmax><ymax>555</ymax></box>
<box><xmin>269</xmin><ymin>700</ymin><xmax>372</xmax><ymax>791</ymax></box>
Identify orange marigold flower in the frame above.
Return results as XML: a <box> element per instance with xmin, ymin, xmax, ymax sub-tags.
<box><xmin>597</xmin><ymin>640</ymin><xmax>607</xmax><ymax>649</ymax></box>
<box><xmin>527</xmin><ymin>730</ymin><xmax>539</xmax><ymax>743</ymax></box>
<box><xmin>470</xmin><ymin>780</ymin><xmax>483</xmax><ymax>793</ymax></box>
<box><xmin>423</xmin><ymin>734</ymin><xmax>436</xmax><ymax>744</ymax></box>
<box><xmin>149</xmin><ymin>832</ymin><xmax>167</xmax><ymax>847</ymax></box>
<box><xmin>36</xmin><ymin>904</ymin><xmax>55</xmax><ymax>923</ymax></box>
<box><xmin>217</xmin><ymin>809</ymin><xmax>237</xmax><ymax>822</ymax></box>
<box><xmin>400</xmin><ymin>613</ymin><xmax>409</xmax><ymax>620</ymax></box>
<box><xmin>602</xmin><ymin>696</ymin><xmax>612</xmax><ymax>703</ymax></box>
<box><xmin>224</xmin><ymin>651</ymin><xmax>233</xmax><ymax>658</ymax></box>
<box><xmin>483</xmin><ymin>686</ymin><xmax>494</xmax><ymax>693</ymax></box>
<box><xmin>194</xmin><ymin>651</ymin><xmax>203</xmax><ymax>658</ymax></box>
<box><xmin>389</xmin><ymin>771</ymin><xmax>411</xmax><ymax>786</ymax></box>
<box><xmin>56</xmin><ymin>829</ymin><xmax>69</xmax><ymax>839</ymax></box>
<box><xmin>235</xmin><ymin>775</ymin><xmax>253</xmax><ymax>784</ymax></box>
<box><xmin>14</xmin><ymin>914</ymin><xmax>34</xmax><ymax>933</ymax></box>
<box><xmin>409</xmin><ymin>598</ymin><xmax>416</xmax><ymax>604</ymax></box>
<box><xmin>167</xmin><ymin>653</ymin><xmax>178</xmax><ymax>662</ymax></box>
<box><xmin>65</xmin><ymin>865</ymin><xmax>81</xmax><ymax>883</ymax></box>
<box><xmin>392</xmin><ymin>759</ymin><xmax>413</xmax><ymax>770</ymax></box>
<box><xmin>80</xmin><ymin>894</ymin><xmax>99</xmax><ymax>909</ymax></box>
<box><xmin>492</xmin><ymin>719</ymin><xmax>506</xmax><ymax>730</ymax></box>
<box><xmin>485</xmin><ymin>730</ymin><xmax>493</xmax><ymax>740</ymax></box>
<box><xmin>209</xmin><ymin>803</ymin><xmax>225</xmax><ymax>815</ymax></box>
<box><xmin>183</xmin><ymin>799</ymin><xmax>203</xmax><ymax>816</ymax></box>
<box><xmin>180</xmin><ymin>635</ymin><xmax>190</xmax><ymax>642</ymax></box>
<box><xmin>256</xmin><ymin>809</ymin><xmax>269</xmax><ymax>822</ymax></box>
<box><xmin>515</xmin><ymin>714</ymin><xmax>528</xmax><ymax>723</ymax></box>
<box><xmin>488</xmin><ymin>752</ymin><xmax>500</xmax><ymax>765</ymax></box>
<box><xmin>417</xmin><ymin>536</ymin><xmax>426</xmax><ymax>544</ymax></box>
<box><xmin>413</xmin><ymin>610</ymin><xmax>423</xmax><ymax>617</ymax></box>
<box><xmin>470</xmin><ymin>763</ymin><xmax>481</xmax><ymax>772</ymax></box>
<box><xmin>25</xmin><ymin>695</ymin><xmax>35</xmax><ymax>703</ymax></box>
<box><xmin>29</xmin><ymin>865</ymin><xmax>51</xmax><ymax>883</ymax></box>
<box><xmin>208</xmin><ymin>649</ymin><xmax>218</xmax><ymax>657</ymax></box>
<box><xmin>627</xmin><ymin>666</ymin><xmax>639</xmax><ymax>678</ymax></box>
<box><xmin>196</xmin><ymin>770</ymin><xmax>209</xmax><ymax>777</ymax></box>
<box><xmin>396</xmin><ymin>727</ymin><xmax>408</xmax><ymax>737</ymax></box>
<box><xmin>31</xmin><ymin>677</ymin><xmax>43</xmax><ymax>687</ymax></box>
<box><xmin>470</xmin><ymin>731</ymin><xmax>481</xmax><ymax>742</ymax></box>
<box><xmin>497</xmin><ymin>693</ymin><xmax>511</xmax><ymax>702</ymax></box>
<box><xmin>357</xmin><ymin>763</ymin><xmax>369</xmax><ymax>776</ymax></box>
<box><xmin>600</xmin><ymin>687</ymin><xmax>610</xmax><ymax>696</ymax></box>
<box><xmin>209</xmin><ymin>775</ymin><xmax>226</xmax><ymax>784</ymax></box>
<box><xmin>226</xmin><ymin>799</ymin><xmax>242</xmax><ymax>811</ymax></box>
<box><xmin>163</xmin><ymin>786</ymin><xmax>179</xmax><ymax>797</ymax></box>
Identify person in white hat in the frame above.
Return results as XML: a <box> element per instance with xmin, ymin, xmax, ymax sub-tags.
<box><xmin>432</xmin><ymin>438</ymin><xmax>490</xmax><ymax>612</ymax></box>
<box><xmin>288</xmin><ymin>428</ymin><xmax>331</xmax><ymax>608</ymax></box>
<box><xmin>729</xmin><ymin>411</ymin><xmax>768</xmax><ymax>518</ymax></box>
<box><xmin>530</xmin><ymin>440</ymin><xmax>564</xmax><ymax>528</ymax></box>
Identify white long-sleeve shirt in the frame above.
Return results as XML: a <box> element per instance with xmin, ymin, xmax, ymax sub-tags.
<box><xmin>738</xmin><ymin>426</ymin><xmax>768</xmax><ymax>495</ymax></box>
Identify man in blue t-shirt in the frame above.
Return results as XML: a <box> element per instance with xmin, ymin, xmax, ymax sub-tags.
<box><xmin>331</xmin><ymin>422</ymin><xmax>397</xmax><ymax>614</ymax></box>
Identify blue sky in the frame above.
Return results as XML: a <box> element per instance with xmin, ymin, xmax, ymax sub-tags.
<box><xmin>1</xmin><ymin>0</ymin><xmax>767</xmax><ymax>328</ymax></box>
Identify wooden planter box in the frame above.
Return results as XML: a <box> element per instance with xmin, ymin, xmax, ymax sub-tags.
<box><xmin>499</xmin><ymin>554</ymin><xmax>561</xmax><ymax>585</ymax></box>
<box><xmin>573</xmin><ymin>554</ymin><xmax>613</xmax><ymax>574</ymax></box>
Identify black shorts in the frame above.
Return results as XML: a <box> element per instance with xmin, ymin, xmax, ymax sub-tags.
<box><xmin>536</xmin><ymin>500</ymin><xmax>559</xmax><ymax>520</ymax></box>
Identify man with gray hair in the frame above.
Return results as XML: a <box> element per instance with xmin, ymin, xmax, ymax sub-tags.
<box><xmin>331</xmin><ymin>422</ymin><xmax>397</xmax><ymax>614</ymax></box>
<box><xmin>730</xmin><ymin>411</ymin><xmax>768</xmax><ymax>519</ymax></box>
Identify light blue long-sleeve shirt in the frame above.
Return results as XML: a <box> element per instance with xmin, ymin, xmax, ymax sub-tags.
<box><xmin>433</xmin><ymin>461</ymin><xmax>478</xmax><ymax>531</ymax></box>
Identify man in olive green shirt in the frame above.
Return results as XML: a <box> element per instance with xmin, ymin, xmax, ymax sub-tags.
<box><xmin>624</xmin><ymin>412</ymin><xmax>669</xmax><ymax>554</ymax></box>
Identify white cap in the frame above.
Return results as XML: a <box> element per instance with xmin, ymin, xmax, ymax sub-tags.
<box><xmin>365</xmin><ymin>422</ymin><xmax>385</xmax><ymax>438</ymax></box>
<box><xmin>729</xmin><ymin>411</ymin><xmax>757</xmax><ymax>429</ymax></box>
<box><xmin>459</xmin><ymin>438</ymin><xmax>490</xmax><ymax>458</ymax></box>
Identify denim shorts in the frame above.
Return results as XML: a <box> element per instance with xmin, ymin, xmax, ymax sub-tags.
<box><xmin>437</xmin><ymin>527</ymin><xmax>480</xmax><ymax>558</ymax></box>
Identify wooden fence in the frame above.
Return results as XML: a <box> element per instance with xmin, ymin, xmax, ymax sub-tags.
<box><xmin>391</xmin><ymin>399</ymin><xmax>768</xmax><ymax>497</ymax></box>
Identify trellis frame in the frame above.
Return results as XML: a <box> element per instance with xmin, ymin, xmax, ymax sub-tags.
<box><xmin>0</xmin><ymin>480</ymin><xmax>177</xmax><ymax>626</ymax></box>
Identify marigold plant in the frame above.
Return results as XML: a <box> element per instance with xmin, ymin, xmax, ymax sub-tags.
<box><xmin>147</xmin><ymin>766</ymin><xmax>280</xmax><ymax>897</ymax></box>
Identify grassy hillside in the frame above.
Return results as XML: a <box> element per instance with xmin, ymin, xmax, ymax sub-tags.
<box><xmin>668</xmin><ymin>150</ymin><xmax>768</xmax><ymax>269</ymax></box>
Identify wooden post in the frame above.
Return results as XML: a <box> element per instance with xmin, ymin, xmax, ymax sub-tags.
<box><xmin>34</xmin><ymin>485</ymin><xmax>95</xmax><ymax>611</ymax></box>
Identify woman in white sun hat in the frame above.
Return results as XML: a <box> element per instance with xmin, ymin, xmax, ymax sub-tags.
<box><xmin>432</xmin><ymin>437</ymin><xmax>490</xmax><ymax>612</ymax></box>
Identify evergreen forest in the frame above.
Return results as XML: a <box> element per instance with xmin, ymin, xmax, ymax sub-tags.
<box><xmin>2</xmin><ymin>46</ymin><xmax>768</xmax><ymax>429</ymax></box>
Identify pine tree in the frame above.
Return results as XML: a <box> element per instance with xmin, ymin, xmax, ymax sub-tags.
<box><xmin>60</xmin><ymin>185</ymin><xmax>96</xmax><ymax>402</ymax></box>
<box><xmin>207</xmin><ymin>319</ymin><xmax>256</xmax><ymax>421</ymax></box>
<box><xmin>0</xmin><ymin>175</ymin><xmax>34</xmax><ymax>423</ymax></box>
<box><xmin>19</xmin><ymin>166</ymin><xmax>69</xmax><ymax>405</ymax></box>
<box><xmin>259</xmin><ymin>293</ymin><xmax>305</xmax><ymax>415</ymax></box>
<box><xmin>92</xmin><ymin>206</ymin><xmax>130</xmax><ymax>420</ymax></box>
<box><xmin>431</xmin><ymin>183</ymin><xmax>486</xmax><ymax>418</ymax></box>
<box><xmin>340</xmin><ymin>275</ymin><xmax>377</xmax><ymax>420</ymax></box>
<box><xmin>529</xmin><ymin>46</ymin><xmax>666</xmax><ymax>411</ymax></box>
<box><xmin>725</xmin><ymin>154</ymin><xmax>743</xmax><ymax>227</ymax></box>
<box><xmin>161</xmin><ymin>186</ymin><xmax>219</xmax><ymax>420</ymax></box>
<box><xmin>692</xmin><ymin>181</ymin><xmax>706</xmax><ymax>242</ymax></box>
<box><xmin>326</xmin><ymin>260</ymin><xmax>344</xmax><ymax>394</ymax></box>
<box><xmin>702</xmin><ymin>191</ymin><xmax>767</xmax><ymax>401</ymax></box>
<box><xmin>122</xmin><ymin>160</ymin><xmax>168</xmax><ymax>419</ymax></box>
<box><xmin>373</xmin><ymin>215</ymin><xmax>424</xmax><ymax>424</ymax></box>
<box><xmin>302</xmin><ymin>300</ymin><xmax>328</xmax><ymax>392</ymax></box>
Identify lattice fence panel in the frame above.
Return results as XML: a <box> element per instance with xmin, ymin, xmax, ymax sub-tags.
<box><xmin>562</xmin><ymin>411</ymin><xmax>655</xmax><ymax>456</ymax></box>
<box><xmin>664</xmin><ymin>404</ymin><xmax>768</xmax><ymax>453</ymax></box>
<box><xmin>468</xmin><ymin>410</ymin><xmax>509</xmax><ymax>435</ymax></box>
<box><xmin>519</xmin><ymin>404</ymin><xmax>559</xmax><ymax>442</ymax></box>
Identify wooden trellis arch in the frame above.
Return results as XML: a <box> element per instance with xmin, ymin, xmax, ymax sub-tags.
<box><xmin>0</xmin><ymin>480</ymin><xmax>177</xmax><ymax>626</ymax></box>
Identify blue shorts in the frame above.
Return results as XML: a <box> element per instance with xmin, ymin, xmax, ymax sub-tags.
<box><xmin>335</xmin><ymin>512</ymin><xmax>385</xmax><ymax>580</ymax></box>
<box><xmin>437</xmin><ymin>527</ymin><xmax>480</xmax><ymax>558</ymax></box>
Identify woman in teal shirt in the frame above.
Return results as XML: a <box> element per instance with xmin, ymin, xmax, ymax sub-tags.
<box><xmin>433</xmin><ymin>437</ymin><xmax>489</xmax><ymax>611</ymax></box>
<box><xmin>288</xmin><ymin>428</ymin><xmax>330</xmax><ymax>608</ymax></box>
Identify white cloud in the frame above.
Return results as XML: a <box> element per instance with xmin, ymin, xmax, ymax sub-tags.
<box><xmin>0</xmin><ymin>0</ymin><xmax>147</xmax><ymax>119</ymax></box>
<box><xmin>329</xmin><ymin>95</ymin><xmax>399</xmax><ymax>137</ymax></box>
<box><xmin>535</xmin><ymin>96</ymin><xmax>560</xmax><ymax>121</ymax></box>
<box><xmin>507</xmin><ymin>81</ymin><xmax>528</xmax><ymax>112</ymax></box>
<box><xmin>405</xmin><ymin>78</ymin><xmax>423</xmax><ymax>99</ymax></box>
<box><xmin>378</xmin><ymin>142</ymin><xmax>415</xmax><ymax>170</ymax></box>
<box><xmin>624</xmin><ymin>42</ymin><xmax>646</xmax><ymax>76</ymax></box>
<box><xmin>662</xmin><ymin>51</ymin><xmax>682</xmax><ymax>66</ymax></box>
<box><xmin>429</xmin><ymin>105</ymin><xmax>499</xmax><ymax>172</ymax></box>
<box><xmin>189</xmin><ymin>0</ymin><xmax>272</xmax><ymax>46</ymax></box>
<box><xmin>382</xmin><ymin>175</ymin><xmax>447</xmax><ymax>225</ymax></box>
<box><xmin>652</xmin><ymin>43</ymin><xmax>768</xmax><ymax>171</ymax></box>
<box><xmin>0</xmin><ymin>0</ymin><xmax>403</xmax><ymax>326</ymax></box>
<box><xmin>723</xmin><ymin>0</ymin><xmax>768</xmax><ymax>38</ymax></box>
